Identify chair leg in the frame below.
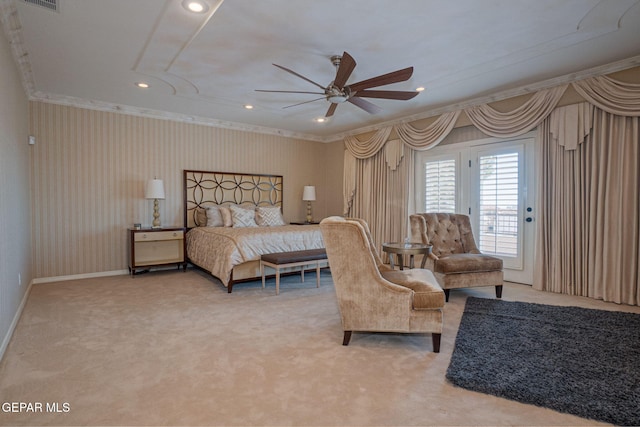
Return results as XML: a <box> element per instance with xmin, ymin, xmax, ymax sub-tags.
<box><xmin>432</xmin><ymin>333</ymin><xmax>441</xmax><ymax>353</ymax></box>
<box><xmin>443</xmin><ymin>289</ymin><xmax>450</xmax><ymax>302</ymax></box>
<box><xmin>342</xmin><ymin>331</ymin><xmax>352</xmax><ymax>346</ymax></box>
<box><xmin>495</xmin><ymin>285</ymin><xmax>503</xmax><ymax>299</ymax></box>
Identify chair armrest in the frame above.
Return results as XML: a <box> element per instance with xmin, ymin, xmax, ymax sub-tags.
<box><xmin>378</xmin><ymin>263</ymin><xmax>393</xmax><ymax>272</ymax></box>
<box><xmin>409</xmin><ymin>214</ymin><xmax>430</xmax><ymax>245</ymax></box>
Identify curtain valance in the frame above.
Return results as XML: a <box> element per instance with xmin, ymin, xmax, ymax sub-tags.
<box><xmin>572</xmin><ymin>75</ymin><xmax>640</xmax><ymax>117</ymax></box>
<box><xmin>343</xmin><ymin>75</ymin><xmax>638</xmax><ymax>158</ymax></box>
<box><xmin>344</xmin><ymin>126</ymin><xmax>392</xmax><ymax>159</ymax></box>
<box><xmin>343</xmin><ymin>85</ymin><xmax>569</xmax><ymax>159</ymax></box>
<box><xmin>343</xmin><ymin>110</ymin><xmax>461</xmax><ymax>160</ymax></box>
<box><xmin>464</xmin><ymin>85</ymin><xmax>568</xmax><ymax>138</ymax></box>
<box><xmin>549</xmin><ymin>102</ymin><xmax>593</xmax><ymax>150</ymax></box>
<box><xmin>394</xmin><ymin>111</ymin><xmax>461</xmax><ymax>151</ymax></box>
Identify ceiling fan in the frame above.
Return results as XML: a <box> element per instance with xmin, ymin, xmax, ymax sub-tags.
<box><xmin>256</xmin><ymin>51</ymin><xmax>419</xmax><ymax>118</ymax></box>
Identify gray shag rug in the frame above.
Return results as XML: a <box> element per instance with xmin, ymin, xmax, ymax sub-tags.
<box><xmin>446</xmin><ymin>297</ymin><xmax>640</xmax><ymax>426</ymax></box>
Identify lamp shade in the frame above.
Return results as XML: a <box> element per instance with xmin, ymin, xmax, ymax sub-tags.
<box><xmin>302</xmin><ymin>185</ymin><xmax>316</xmax><ymax>201</ymax></box>
<box><xmin>145</xmin><ymin>179</ymin><xmax>165</xmax><ymax>200</ymax></box>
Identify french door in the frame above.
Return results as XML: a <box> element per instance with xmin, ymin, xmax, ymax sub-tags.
<box><xmin>415</xmin><ymin>135</ymin><xmax>535</xmax><ymax>284</ymax></box>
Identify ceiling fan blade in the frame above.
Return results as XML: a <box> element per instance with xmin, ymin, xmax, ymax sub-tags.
<box><xmin>348</xmin><ymin>97</ymin><xmax>382</xmax><ymax>114</ymax></box>
<box><xmin>255</xmin><ymin>89</ymin><xmax>326</xmax><ymax>95</ymax></box>
<box><xmin>326</xmin><ymin>103</ymin><xmax>338</xmax><ymax>117</ymax></box>
<box><xmin>333</xmin><ymin>51</ymin><xmax>356</xmax><ymax>89</ymax></box>
<box><xmin>282</xmin><ymin>97</ymin><xmax>326</xmax><ymax>109</ymax></box>
<box><xmin>272</xmin><ymin>64</ymin><xmax>326</xmax><ymax>90</ymax></box>
<box><xmin>354</xmin><ymin>89</ymin><xmax>419</xmax><ymax>100</ymax></box>
<box><xmin>348</xmin><ymin>66</ymin><xmax>414</xmax><ymax>92</ymax></box>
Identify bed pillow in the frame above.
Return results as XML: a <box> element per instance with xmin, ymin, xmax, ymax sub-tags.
<box><xmin>195</xmin><ymin>209</ymin><xmax>208</xmax><ymax>227</ymax></box>
<box><xmin>219</xmin><ymin>206</ymin><xmax>233</xmax><ymax>227</ymax></box>
<box><xmin>205</xmin><ymin>206</ymin><xmax>224</xmax><ymax>227</ymax></box>
<box><xmin>255</xmin><ymin>206</ymin><xmax>286</xmax><ymax>226</ymax></box>
<box><xmin>230</xmin><ymin>204</ymin><xmax>257</xmax><ymax>228</ymax></box>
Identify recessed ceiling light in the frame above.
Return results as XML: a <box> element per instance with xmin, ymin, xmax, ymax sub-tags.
<box><xmin>135</xmin><ymin>82</ymin><xmax>150</xmax><ymax>89</ymax></box>
<box><xmin>416</xmin><ymin>87</ymin><xmax>425</xmax><ymax>92</ymax></box>
<box><xmin>244</xmin><ymin>104</ymin><xmax>254</xmax><ymax>110</ymax></box>
<box><xmin>315</xmin><ymin>117</ymin><xmax>326</xmax><ymax>123</ymax></box>
<box><xmin>183</xmin><ymin>0</ymin><xmax>208</xmax><ymax>13</ymax></box>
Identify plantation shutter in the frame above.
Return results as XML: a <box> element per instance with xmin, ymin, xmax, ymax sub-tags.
<box><xmin>424</xmin><ymin>158</ymin><xmax>456</xmax><ymax>213</ymax></box>
<box><xmin>478</xmin><ymin>152</ymin><xmax>519</xmax><ymax>256</ymax></box>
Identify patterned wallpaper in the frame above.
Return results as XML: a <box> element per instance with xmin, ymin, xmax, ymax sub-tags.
<box><xmin>29</xmin><ymin>102</ymin><xmax>338</xmax><ymax>279</ymax></box>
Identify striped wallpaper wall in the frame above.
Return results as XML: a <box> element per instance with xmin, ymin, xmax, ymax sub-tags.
<box><xmin>29</xmin><ymin>101</ymin><xmax>339</xmax><ymax>279</ymax></box>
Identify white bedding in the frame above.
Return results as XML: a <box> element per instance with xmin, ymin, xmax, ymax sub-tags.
<box><xmin>186</xmin><ymin>225</ymin><xmax>324</xmax><ymax>286</ymax></box>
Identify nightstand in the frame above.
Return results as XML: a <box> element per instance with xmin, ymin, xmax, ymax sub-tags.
<box><xmin>128</xmin><ymin>227</ymin><xmax>187</xmax><ymax>275</ymax></box>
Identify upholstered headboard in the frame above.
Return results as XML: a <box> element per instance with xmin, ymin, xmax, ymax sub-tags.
<box><xmin>183</xmin><ymin>170</ymin><xmax>283</xmax><ymax>228</ymax></box>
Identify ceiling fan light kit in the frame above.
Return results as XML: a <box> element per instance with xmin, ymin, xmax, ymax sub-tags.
<box><xmin>256</xmin><ymin>51</ymin><xmax>419</xmax><ymax>118</ymax></box>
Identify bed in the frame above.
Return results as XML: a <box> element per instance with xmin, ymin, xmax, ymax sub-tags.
<box><xmin>183</xmin><ymin>169</ymin><xmax>325</xmax><ymax>292</ymax></box>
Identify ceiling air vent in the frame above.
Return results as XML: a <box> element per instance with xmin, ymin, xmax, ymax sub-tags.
<box><xmin>22</xmin><ymin>0</ymin><xmax>58</xmax><ymax>12</ymax></box>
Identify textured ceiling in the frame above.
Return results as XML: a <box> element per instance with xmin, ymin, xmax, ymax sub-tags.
<box><xmin>4</xmin><ymin>0</ymin><xmax>640</xmax><ymax>141</ymax></box>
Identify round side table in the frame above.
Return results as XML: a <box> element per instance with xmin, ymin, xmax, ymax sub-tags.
<box><xmin>382</xmin><ymin>242</ymin><xmax>433</xmax><ymax>270</ymax></box>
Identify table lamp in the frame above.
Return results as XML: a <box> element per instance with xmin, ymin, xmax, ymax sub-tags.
<box><xmin>145</xmin><ymin>178</ymin><xmax>165</xmax><ymax>228</ymax></box>
<box><xmin>302</xmin><ymin>185</ymin><xmax>316</xmax><ymax>223</ymax></box>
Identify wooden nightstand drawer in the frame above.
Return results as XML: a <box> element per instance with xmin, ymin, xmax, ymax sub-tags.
<box><xmin>134</xmin><ymin>230</ymin><xmax>183</xmax><ymax>242</ymax></box>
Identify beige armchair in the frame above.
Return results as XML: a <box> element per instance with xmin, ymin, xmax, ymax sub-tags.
<box><xmin>320</xmin><ymin>216</ymin><xmax>445</xmax><ymax>352</ymax></box>
<box><xmin>410</xmin><ymin>213</ymin><xmax>503</xmax><ymax>302</ymax></box>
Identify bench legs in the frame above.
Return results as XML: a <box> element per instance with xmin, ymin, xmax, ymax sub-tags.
<box><xmin>260</xmin><ymin>260</ymin><xmax>323</xmax><ymax>295</ymax></box>
<box><xmin>261</xmin><ymin>262</ymin><xmax>283</xmax><ymax>295</ymax></box>
<box><xmin>300</xmin><ymin>264</ymin><xmax>321</xmax><ymax>288</ymax></box>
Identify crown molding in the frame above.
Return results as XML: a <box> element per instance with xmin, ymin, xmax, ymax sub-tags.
<box><xmin>29</xmin><ymin>91</ymin><xmax>329</xmax><ymax>142</ymax></box>
<box><xmin>3</xmin><ymin>1</ymin><xmax>639</xmax><ymax>144</ymax></box>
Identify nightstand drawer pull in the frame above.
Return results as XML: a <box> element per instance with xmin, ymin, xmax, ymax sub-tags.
<box><xmin>134</xmin><ymin>230</ymin><xmax>184</xmax><ymax>242</ymax></box>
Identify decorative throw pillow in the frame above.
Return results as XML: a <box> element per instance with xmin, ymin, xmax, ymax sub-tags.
<box><xmin>205</xmin><ymin>206</ymin><xmax>224</xmax><ymax>227</ymax></box>
<box><xmin>219</xmin><ymin>206</ymin><xmax>233</xmax><ymax>227</ymax></box>
<box><xmin>230</xmin><ymin>204</ymin><xmax>257</xmax><ymax>228</ymax></box>
<box><xmin>195</xmin><ymin>209</ymin><xmax>208</xmax><ymax>227</ymax></box>
<box><xmin>255</xmin><ymin>206</ymin><xmax>285</xmax><ymax>226</ymax></box>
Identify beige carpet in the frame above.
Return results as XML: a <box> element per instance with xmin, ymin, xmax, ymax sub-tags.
<box><xmin>2</xmin><ymin>268</ymin><xmax>639</xmax><ymax>426</ymax></box>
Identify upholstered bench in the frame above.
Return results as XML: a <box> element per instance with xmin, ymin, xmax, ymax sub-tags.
<box><xmin>260</xmin><ymin>248</ymin><xmax>328</xmax><ymax>295</ymax></box>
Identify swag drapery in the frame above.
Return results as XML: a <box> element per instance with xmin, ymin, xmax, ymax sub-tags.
<box><xmin>344</xmin><ymin>75</ymin><xmax>640</xmax><ymax>305</ymax></box>
<box><xmin>343</xmin><ymin>84</ymin><xmax>568</xmax><ymax>258</ymax></box>
<box><xmin>536</xmin><ymin>76</ymin><xmax>640</xmax><ymax>305</ymax></box>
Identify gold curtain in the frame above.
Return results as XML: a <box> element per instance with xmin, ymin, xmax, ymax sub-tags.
<box><xmin>343</xmin><ymin>74</ymin><xmax>640</xmax><ymax>298</ymax></box>
<box><xmin>348</xmin><ymin>145</ymin><xmax>414</xmax><ymax>259</ymax></box>
<box><xmin>535</xmin><ymin>105</ymin><xmax>640</xmax><ymax>305</ymax></box>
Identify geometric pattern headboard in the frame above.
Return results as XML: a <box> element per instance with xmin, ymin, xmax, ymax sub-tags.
<box><xmin>183</xmin><ymin>169</ymin><xmax>283</xmax><ymax>228</ymax></box>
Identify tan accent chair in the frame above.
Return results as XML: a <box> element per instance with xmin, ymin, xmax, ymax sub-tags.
<box><xmin>410</xmin><ymin>213</ymin><xmax>504</xmax><ymax>302</ymax></box>
<box><xmin>320</xmin><ymin>216</ymin><xmax>445</xmax><ymax>352</ymax></box>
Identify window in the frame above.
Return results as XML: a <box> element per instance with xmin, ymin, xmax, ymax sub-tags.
<box><xmin>423</xmin><ymin>158</ymin><xmax>456</xmax><ymax>213</ymax></box>
<box><xmin>415</xmin><ymin>136</ymin><xmax>535</xmax><ymax>284</ymax></box>
<box><xmin>478</xmin><ymin>152</ymin><xmax>519</xmax><ymax>256</ymax></box>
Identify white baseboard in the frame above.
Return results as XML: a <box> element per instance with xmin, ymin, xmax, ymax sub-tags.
<box><xmin>0</xmin><ymin>280</ymin><xmax>34</xmax><ymax>363</ymax></box>
<box><xmin>31</xmin><ymin>269</ymin><xmax>129</xmax><ymax>284</ymax></box>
